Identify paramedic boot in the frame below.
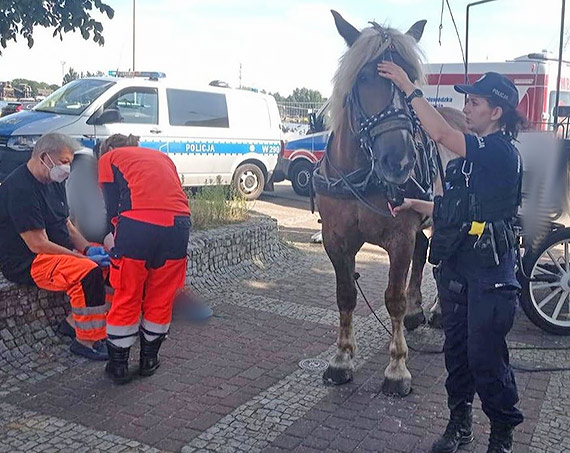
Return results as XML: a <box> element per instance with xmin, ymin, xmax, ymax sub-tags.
<box><xmin>105</xmin><ymin>341</ymin><xmax>132</xmax><ymax>385</ymax></box>
<box><xmin>431</xmin><ymin>402</ymin><xmax>474</xmax><ymax>453</ymax></box>
<box><xmin>139</xmin><ymin>333</ymin><xmax>166</xmax><ymax>377</ymax></box>
<box><xmin>487</xmin><ymin>422</ymin><xmax>514</xmax><ymax>453</ymax></box>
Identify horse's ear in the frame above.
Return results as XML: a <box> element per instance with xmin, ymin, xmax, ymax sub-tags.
<box><xmin>331</xmin><ymin>10</ymin><xmax>361</xmax><ymax>47</ymax></box>
<box><xmin>406</xmin><ymin>20</ymin><xmax>427</xmax><ymax>42</ymax></box>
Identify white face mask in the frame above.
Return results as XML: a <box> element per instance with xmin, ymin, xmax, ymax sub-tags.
<box><xmin>41</xmin><ymin>153</ymin><xmax>71</xmax><ymax>183</ymax></box>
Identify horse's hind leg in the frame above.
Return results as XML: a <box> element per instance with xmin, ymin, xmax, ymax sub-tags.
<box><xmin>404</xmin><ymin>230</ymin><xmax>428</xmax><ymax>331</ymax></box>
<box><xmin>383</xmin><ymin>239</ymin><xmax>414</xmax><ymax>396</ymax></box>
<box><xmin>322</xmin><ymin>240</ymin><xmax>362</xmax><ymax>385</ymax></box>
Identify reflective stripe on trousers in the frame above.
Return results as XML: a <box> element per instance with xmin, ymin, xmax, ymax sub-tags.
<box><xmin>31</xmin><ymin>254</ymin><xmax>107</xmax><ymax>341</ymax></box>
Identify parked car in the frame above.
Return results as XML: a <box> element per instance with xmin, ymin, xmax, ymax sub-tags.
<box><xmin>0</xmin><ymin>73</ymin><xmax>282</xmax><ymax>199</ymax></box>
<box><xmin>274</xmin><ymin>102</ymin><xmax>330</xmax><ymax>196</ymax></box>
<box><xmin>1</xmin><ymin>102</ymin><xmax>23</xmax><ymax>117</ymax></box>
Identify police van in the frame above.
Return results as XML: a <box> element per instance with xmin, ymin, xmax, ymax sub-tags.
<box><xmin>0</xmin><ymin>71</ymin><xmax>283</xmax><ymax>200</ymax></box>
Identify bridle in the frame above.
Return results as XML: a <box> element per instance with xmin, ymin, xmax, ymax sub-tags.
<box><xmin>316</xmin><ymin>26</ymin><xmax>438</xmax><ymax>218</ymax></box>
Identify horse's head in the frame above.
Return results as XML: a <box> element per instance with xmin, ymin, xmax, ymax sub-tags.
<box><xmin>330</xmin><ymin>10</ymin><xmax>426</xmax><ymax>186</ymax></box>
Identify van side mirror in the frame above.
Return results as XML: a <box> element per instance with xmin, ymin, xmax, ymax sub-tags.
<box><xmin>93</xmin><ymin>108</ymin><xmax>122</xmax><ymax>125</ymax></box>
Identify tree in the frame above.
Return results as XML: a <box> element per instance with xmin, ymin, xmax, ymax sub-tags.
<box><xmin>80</xmin><ymin>70</ymin><xmax>105</xmax><ymax>78</ymax></box>
<box><xmin>0</xmin><ymin>0</ymin><xmax>114</xmax><ymax>54</ymax></box>
<box><xmin>63</xmin><ymin>67</ymin><xmax>79</xmax><ymax>85</ymax></box>
<box><xmin>287</xmin><ymin>88</ymin><xmax>324</xmax><ymax>104</ymax></box>
<box><xmin>269</xmin><ymin>92</ymin><xmax>286</xmax><ymax>103</ymax></box>
<box><xmin>11</xmin><ymin>78</ymin><xmax>59</xmax><ymax>97</ymax></box>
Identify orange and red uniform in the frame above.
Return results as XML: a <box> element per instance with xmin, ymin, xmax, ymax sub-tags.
<box><xmin>0</xmin><ymin>165</ymin><xmax>107</xmax><ymax>341</ymax></box>
<box><xmin>98</xmin><ymin>146</ymin><xmax>190</xmax><ymax>347</ymax></box>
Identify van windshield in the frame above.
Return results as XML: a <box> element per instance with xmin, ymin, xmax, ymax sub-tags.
<box><xmin>35</xmin><ymin>79</ymin><xmax>115</xmax><ymax>115</ymax></box>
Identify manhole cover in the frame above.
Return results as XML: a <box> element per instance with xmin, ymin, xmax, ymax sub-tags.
<box><xmin>299</xmin><ymin>358</ymin><xmax>329</xmax><ymax>372</ymax></box>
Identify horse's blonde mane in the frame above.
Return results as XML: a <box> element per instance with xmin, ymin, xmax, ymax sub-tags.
<box><xmin>330</xmin><ymin>24</ymin><xmax>425</xmax><ymax>133</ymax></box>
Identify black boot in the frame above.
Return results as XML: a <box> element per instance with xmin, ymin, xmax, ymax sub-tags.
<box><xmin>139</xmin><ymin>333</ymin><xmax>166</xmax><ymax>377</ymax></box>
<box><xmin>105</xmin><ymin>341</ymin><xmax>132</xmax><ymax>385</ymax></box>
<box><xmin>487</xmin><ymin>422</ymin><xmax>514</xmax><ymax>453</ymax></box>
<box><xmin>431</xmin><ymin>403</ymin><xmax>474</xmax><ymax>453</ymax></box>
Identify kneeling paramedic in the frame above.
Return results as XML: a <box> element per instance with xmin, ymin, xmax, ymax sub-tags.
<box><xmin>98</xmin><ymin>134</ymin><xmax>191</xmax><ymax>384</ymax></box>
<box><xmin>379</xmin><ymin>63</ymin><xmax>525</xmax><ymax>453</ymax></box>
<box><xmin>0</xmin><ymin>133</ymin><xmax>110</xmax><ymax>360</ymax></box>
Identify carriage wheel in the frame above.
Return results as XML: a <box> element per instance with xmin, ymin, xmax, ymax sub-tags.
<box><xmin>521</xmin><ymin>227</ymin><xmax>570</xmax><ymax>335</ymax></box>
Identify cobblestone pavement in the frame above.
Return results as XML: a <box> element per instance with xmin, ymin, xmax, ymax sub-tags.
<box><xmin>1</xmin><ymin>184</ymin><xmax>570</xmax><ymax>452</ymax></box>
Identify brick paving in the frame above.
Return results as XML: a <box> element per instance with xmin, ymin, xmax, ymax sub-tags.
<box><xmin>1</xmin><ymin>184</ymin><xmax>570</xmax><ymax>452</ymax></box>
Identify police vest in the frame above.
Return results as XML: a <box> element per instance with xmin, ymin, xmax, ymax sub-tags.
<box><xmin>434</xmin><ymin>155</ymin><xmax>521</xmax><ymax>226</ymax></box>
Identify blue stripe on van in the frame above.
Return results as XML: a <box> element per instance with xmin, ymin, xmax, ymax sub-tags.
<box><xmin>80</xmin><ymin>139</ymin><xmax>281</xmax><ymax>155</ymax></box>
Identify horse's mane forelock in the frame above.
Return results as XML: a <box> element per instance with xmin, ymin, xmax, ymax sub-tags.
<box><xmin>330</xmin><ymin>24</ymin><xmax>425</xmax><ymax>134</ymax></box>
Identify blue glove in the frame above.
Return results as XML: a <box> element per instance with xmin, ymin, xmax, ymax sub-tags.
<box><xmin>86</xmin><ymin>246</ymin><xmax>107</xmax><ymax>257</ymax></box>
<box><xmin>88</xmin><ymin>254</ymin><xmax>110</xmax><ymax>267</ymax></box>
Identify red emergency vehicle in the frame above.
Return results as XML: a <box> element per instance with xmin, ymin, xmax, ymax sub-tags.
<box><xmin>424</xmin><ymin>52</ymin><xmax>570</xmax><ymax>128</ymax></box>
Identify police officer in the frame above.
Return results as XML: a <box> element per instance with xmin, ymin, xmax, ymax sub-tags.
<box><xmin>378</xmin><ymin>62</ymin><xmax>526</xmax><ymax>453</ymax></box>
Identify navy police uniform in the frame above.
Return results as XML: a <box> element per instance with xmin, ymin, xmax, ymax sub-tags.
<box><xmin>433</xmin><ymin>131</ymin><xmax>523</xmax><ymax>427</ymax></box>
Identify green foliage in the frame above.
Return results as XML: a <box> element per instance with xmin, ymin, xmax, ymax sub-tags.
<box><xmin>11</xmin><ymin>78</ymin><xmax>59</xmax><ymax>97</ymax></box>
<box><xmin>269</xmin><ymin>88</ymin><xmax>326</xmax><ymax>104</ymax></box>
<box><xmin>288</xmin><ymin>87</ymin><xmax>324</xmax><ymax>103</ymax></box>
<box><xmin>0</xmin><ymin>0</ymin><xmax>114</xmax><ymax>54</ymax></box>
<box><xmin>185</xmin><ymin>183</ymin><xmax>249</xmax><ymax>230</ymax></box>
<box><xmin>62</xmin><ymin>67</ymin><xmax>79</xmax><ymax>85</ymax></box>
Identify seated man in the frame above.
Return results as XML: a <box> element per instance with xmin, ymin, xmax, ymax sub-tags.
<box><xmin>0</xmin><ymin>133</ymin><xmax>109</xmax><ymax>360</ymax></box>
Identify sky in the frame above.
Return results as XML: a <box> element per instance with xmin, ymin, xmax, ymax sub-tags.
<box><xmin>0</xmin><ymin>0</ymin><xmax>569</xmax><ymax>97</ymax></box>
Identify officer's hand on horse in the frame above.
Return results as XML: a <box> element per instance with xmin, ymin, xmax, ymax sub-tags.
<box><xmin>393</xmin><ymin>198</ymin><xmax>415</xmax><ymax>214</ymax></box>
<box><xmin>377</xmin><ymin>61</ymin><xmax>415</xmax><ymax>95</ymax></box>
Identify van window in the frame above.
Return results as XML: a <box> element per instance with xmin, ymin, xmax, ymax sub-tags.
<box><xmin>167</xmin><ymin>89</ymin><xmax>229</xmax><ymax>127</ymax></box>
<box><xmin>105</xmin><ymin>87</ymin><xmax>158</xmax><ymax>124</ymax></box>
<box><xmin>230</xmin><ymin>95</ymin><xmax>271</xmax><ymax>129</ymax></box>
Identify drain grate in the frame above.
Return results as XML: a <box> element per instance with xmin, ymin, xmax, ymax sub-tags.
<box><xmin>298</xmin><ymin>358</ymin><xmax>329</xmax><ymax>372</ymax></box>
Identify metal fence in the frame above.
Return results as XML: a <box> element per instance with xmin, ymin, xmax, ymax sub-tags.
<box><xmin>277</xmin><ymin>101</ymin><xmax>326</xmax><ymax>123</ymax></box>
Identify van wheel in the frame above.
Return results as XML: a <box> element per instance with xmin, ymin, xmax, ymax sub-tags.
<box><xmin>233</xmin><ymin>163</ymin><xmax>265</xmax><ymax>200</ymax></box>
<box><xmin>290</xmin><ymin>160</ymin><xmax>314</xmax><ymax>197</ymax></box>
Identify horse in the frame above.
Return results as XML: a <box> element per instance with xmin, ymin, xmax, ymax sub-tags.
<box><xmin>315</xmin><ymin>10</ymin><xmax>466</xmax><ymax>396</ymax></box>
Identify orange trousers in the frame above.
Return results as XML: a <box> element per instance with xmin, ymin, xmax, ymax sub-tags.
<box><xmin>106</xmin><ymin>214</ymin><xmax>190</xmax><ymax>348</ymax></box>
<box><xmin>31</xmin><ymin>254</ymin><xmax>108</xmax><ymax>341</ymax></box>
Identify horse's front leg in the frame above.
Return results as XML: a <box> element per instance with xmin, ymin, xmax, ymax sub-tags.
<box><xmin>322</xmin><ymin>239</ymin><xmax>362</xmax><ymax>385</ymax></box>
<box><xmin>383</xmin><ymin>238</ymin><xmax>414</xmax><ymax>396</ymax></box>
<box><xmin>404</xmin><ymin>230</ymin><xmax>428</xmax><ymax>331</ymax></box>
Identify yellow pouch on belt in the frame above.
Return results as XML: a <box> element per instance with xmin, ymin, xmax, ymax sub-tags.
<box><xmin>468</xmin><ymin>221</ymin><xmax>486</xmax><ymax>237</ymax></box>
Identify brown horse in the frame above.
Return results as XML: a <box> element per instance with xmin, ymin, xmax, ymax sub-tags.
<box><xmin>316</xmin><ymin>11</ymin><xmax>465</xmax><ymax>396</ymax></box>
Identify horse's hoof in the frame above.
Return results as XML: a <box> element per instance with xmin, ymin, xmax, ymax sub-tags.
<box><xmin>404</xmin><ymin>311</ymin><xmax>426</xmax><ymax>331</ymax></box>
<box><xmin>428</xmin><ymin>311</ymin><xmax>443</xmax><ymax>329</ymax></box>
<box><xmin>382</xmin><ymin>377</ymin><xmax>412</xmax><ymax>397</ymax></box>
<box><xmin>322</xmin><ymin>366</ymin><xmax>353</xmax><ymax>385</ymax></box>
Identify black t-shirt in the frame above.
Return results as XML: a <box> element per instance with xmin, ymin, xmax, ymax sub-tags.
<box><xmin>464</xmin><ymin>131</ymin><xmax>522</xmax><ymax>212</ymax></box>
<box><xmin>0</xmin><ymin>164</ymin><xmax>73</xmax><ymax>283</ymax></box>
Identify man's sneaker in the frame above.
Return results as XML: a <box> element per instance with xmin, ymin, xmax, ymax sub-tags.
<box><xmin>70</xmin><ymin>339</ymin><xmax>109</xmax><ymax>361</ymax></box>
<box><xmin>57</xmin><ymin>319</ymin><xmax>76</xmax><ymax>338</ymax></box>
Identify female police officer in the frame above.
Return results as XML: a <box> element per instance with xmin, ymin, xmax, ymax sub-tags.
<box><xmin>378</xmin><ymin>62</ymin><xmax>526</xmax><ymax>453</ymax></box>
